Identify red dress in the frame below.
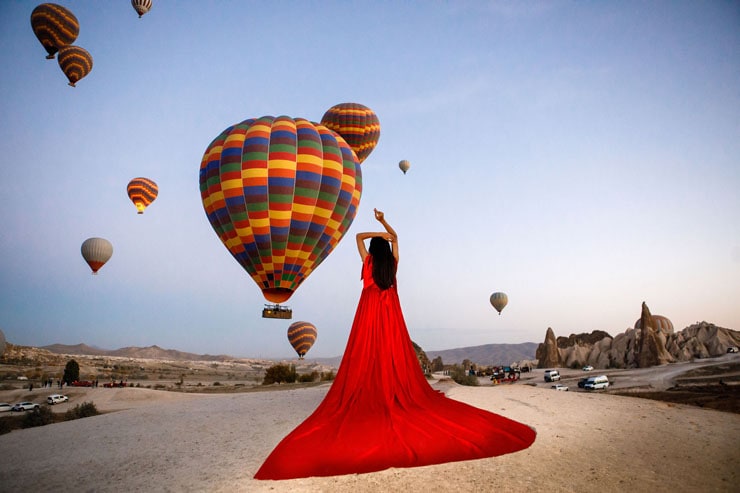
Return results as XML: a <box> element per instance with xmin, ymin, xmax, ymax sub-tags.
<box><xmin>254</xmin><ymin>256</ymin><xmax>535</xmax><ymax>480</ymax></box>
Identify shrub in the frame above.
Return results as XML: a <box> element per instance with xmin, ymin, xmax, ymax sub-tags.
<box><xmin>212</xmin><ymin>381</ymin><xmax>221</xmax><ymax>386</ymax></box>
<box><xmin>449</xmin><ymin>365</ymin><xmax>479</xmax><ymax>386</ymax></box>
<box><xmin>320</xmin><ymin>370</ymin><xmax>335</xmax><ymax>382</ymax></box>
<box><xmin>23</xmin><ymin>406</ymin><xmax>54</xmax><ymax>428</ymax></box>
<box><xmin>65</xmin><ymin>402</ymin><xmax>99</xmax><ymax>420</ymax></box>
<box><xmin>262</xmin><ymin>364</ymin><xmax>297</xmax><ymax>385</ymax></box>
<box><xmin>298</xmin><ymin>371</ymin><xmax>318</xmax><ymax>383</ymax></box>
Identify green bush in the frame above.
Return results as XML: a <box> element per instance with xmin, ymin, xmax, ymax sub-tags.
<box><xmin>65</xmin><ymin>402</ymin><xmax>99</xmax><ymax>420</ymax></box>
<box><xmin>450</xmin><ymin>365</ymin><xmax>479</xmax><ymax>386</ymax></box>
<box><xmin>298</xmin><ymin>371</ymin><xmax>318</xmax><ymax>383</ymax></box>
<box><xmin>23</xmin><ymin>406</ymin><xmax>54</xmax><ymax>428</ymax></box>
<box><xmin>262</xmin><ymin>364</ymin><xmax>297</xmax><ymax>385</ymax></box>
<box><xmin>320</xmin><ymin>370</ymin><xmax>335</xmax><ymax>382</ymax></box>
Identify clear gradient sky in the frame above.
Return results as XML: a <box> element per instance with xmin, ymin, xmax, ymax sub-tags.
<box><xmin>1</xmin><ymin>1</ymin><xmax>738</xmax><ymax>359</ymax></box>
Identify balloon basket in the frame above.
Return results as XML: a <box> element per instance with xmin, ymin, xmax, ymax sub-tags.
<box><xmin>262</xmin><ymin>304</ymin><xmax>292</xmax><ymax>319</ymax></box>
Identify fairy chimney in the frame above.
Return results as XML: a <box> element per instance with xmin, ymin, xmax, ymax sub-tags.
<box><xmin>637</xmin><ymin>302</ymin><xmax>673</xmax><ymax>367</ymax></box>
<box><xmin>536</xmin><ymin>327</ymin><xmax>562</xmax><ymax>368</ymax></box>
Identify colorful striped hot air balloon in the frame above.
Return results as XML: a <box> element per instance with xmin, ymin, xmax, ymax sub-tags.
<box><xmin>490</xmin><ymin>292</ymin><xmax>508</xmax><ymax>315</ymax></box>
<box><xmin>131</xmin><ymin>0</ymin><xmax>152</xmax><ymax>18</ymax></box>
<box><xmin>81</xmin><ymin>237</ymin><xmax>113</xmax><ymax>275</ymax></box>
<box><xmin>57</xmin><ymin>45</ymin><xmax>93</xmax><ymax>87</ymax></box>
<box><xmin>127</xmin><ymin>177</ymin><xmax>158</xmax><ymax>214</ymax></box>
<box><xmin>200</xmin><ymin>115</ymin><xmax>362</xmax><ymax>304</ymax></box>
<box><xmin>30</xmin><ymin>3</ymin><xmax>79</xmax><ymax>59</ymax></box>
<box><xmin>320</xmin><ymin>103</ymin><xmax>380</xmax><ymax>163</ymax></box>
<box><xmin>287</xmin><ymin>321</ymin><xmax>318</xmax><ymax>359</ymax></box>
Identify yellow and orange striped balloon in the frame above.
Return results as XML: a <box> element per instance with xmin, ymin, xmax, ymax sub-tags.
<box><xmin>30</xmin><ymin>3</ymin><xmax>79</xmax><ymax>59</ymax></box>
<box><xmin>127</xmin><ymin>177</ymin><xmax>159</xmax><ymax>214</ymax></box>
<box><xmin>57</xmin><ymin>45</ymin><xmax>93</xmax><ymax>87</ymax></box>
<box><xmin>320</xmin><ymin>103</ymin><xmax>380</xmax><ymax>163</ymax></box>
<box><xmin>287</xmin><ymin>321</ymin><xmax>317</xmax><ymax>358</ymax></box>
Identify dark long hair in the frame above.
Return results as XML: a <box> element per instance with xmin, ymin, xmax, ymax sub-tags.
<box><xmin>369</xmin><ymin>236</ymin><xmax>396</xmax><ymax>290</ymax></box>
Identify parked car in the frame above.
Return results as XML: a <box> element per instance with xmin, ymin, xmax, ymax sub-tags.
<box><xmin>47</xmin><ymin>394</ymin><xmax>69</xmax><ymax>405</ymax></box>
<box><xmin>544</xmin><ymin>369</ymin><xmax>561</xmax><ymax>382</ymax></box>
<box><xmin>551</xmin><ymin>384</ymin><xmax>569</xmax><ymax>391</ymax></box>
<box><xmin>11</xmin><ymin>402</ymin><xmax>40</xmax><ymax>412</ymax></box>
<box><xmin>0</xmin><ymin>403</ymin><xmax>13</xmax><ymax>413</ymax></box>
<box><xmin>582</xmin><ymin>365</ymin><xmax>594</xmax><ymax>371</ymax></box>
<box><xmin>728</xmin><ymin>347</ymin><xmax>739</xmax><ymax>353</ymax></box>
<box><xmin>584</xmin><ymin>375</ymin><xmax>610</xmax><ymax>390</ymax></box>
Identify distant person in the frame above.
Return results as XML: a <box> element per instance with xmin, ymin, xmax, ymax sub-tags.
<box><xmin>255</xmin><ymin>209</ymin><xmax>536</xmax><ymax>480</ymax></box>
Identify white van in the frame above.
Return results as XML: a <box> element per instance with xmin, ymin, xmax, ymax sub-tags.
<box><xmin>584</xmin><ymin>375</ymin><xmax>609</xmax><ymax>390</ymax></box>
<box><xmin>544</xmin><ymin>370</ymin><xmax>560</xmax><ymax>382</ymax></box>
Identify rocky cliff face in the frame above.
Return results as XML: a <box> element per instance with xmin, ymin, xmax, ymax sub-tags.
<box><xmin>535</xmin><ymin>312</ymin><xmax>740</xmax><ymax>369</ymax></box>
<box><xmin>536</xmin><ymin>327</ymin><xmax>562</xmax><ymax>368</ymax></box>
<box><xmin>637</xmin><ymin>302</ymin><xmax>674</xmax><ymax>368</ymax></box>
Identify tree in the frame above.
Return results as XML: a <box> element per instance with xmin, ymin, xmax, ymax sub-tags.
<box><xmin>262</xmin><ymin>364</ymin><xmax>297</xmax><ymax>385</ymax></box>
<box><xmin>431</xmin><ymin>356</ymin><xmax>444</xmax><ymax>372</ymax></box>
<box><xmin>63</xmin><ymin>359</ymin><xmax>80</xmax><ymax>385</ymax></box>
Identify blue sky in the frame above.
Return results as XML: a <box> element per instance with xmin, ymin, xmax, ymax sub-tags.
<box><xmin>1</xmin><ymin>1</ymin><xmax>738</xmax><ymax>359</ymax></box>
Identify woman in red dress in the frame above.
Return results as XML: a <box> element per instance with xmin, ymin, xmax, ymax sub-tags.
<box><xmin>255</xmin><ymin>209</ymin><xmax>535</xmax><ymax>480</ymax></box>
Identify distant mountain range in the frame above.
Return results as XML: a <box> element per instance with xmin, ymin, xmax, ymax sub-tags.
<box><xmin>39</xmin><ymin>342</ymin><xmax>537</xmax><ymax>366</ymax></box>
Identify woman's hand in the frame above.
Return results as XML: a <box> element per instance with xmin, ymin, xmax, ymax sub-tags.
<box><xmin>374</xmin><ymin>208</ymin><xmax>385</xmax><ymax>222</ymax></box>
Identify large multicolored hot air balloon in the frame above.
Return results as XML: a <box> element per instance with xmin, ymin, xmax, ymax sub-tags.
<box><xmin>131</xmin><ymin>0</ymin><xmax>152</xmax><ymax>18</ymax></box>
<box><xmin>30</xmin><ymin>3</ymin><xmax>79</xmax><ymax>59</ymax></box>
<box><xmin>81</xmin><ymin>237</ymin><xmax>113</xmax><ymax>275</ymax></box>
<box><xmin>320</xmin><ymin>103</ymin><xmax>380</xmax><ymax>163</ymax></box>
<box><xmin>200</xmin><ymin>115</ymin><xmax>362</xmax><ymax>304</ymax></box>
<box><xmin>287</xmin><ymin>321</ymin><xmax>318</xmax><ymax>359</ymax></box>
<box><xmin>127</xmin><ymin>177</ymin><xmax>158</xmax><ymax>214</ymax></box>
<box><xmin>399</xmin><ymin>160</ymin><xmax>410</xmax><ymax>175</ymax></box>
<box><xmin>490</xmin><ymin>292</ymin><xmax>508</xmax><ymax>315</ymax></box>
<box><xmin>57</xmin><ymin>45</ymin><xmax>93</xmax><ymax>87</ymax></box>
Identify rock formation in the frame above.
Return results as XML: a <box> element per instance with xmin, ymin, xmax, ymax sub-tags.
<box><xmin>536</xmin><ymin>327</ymin><xmax>562</xmax><ymax>368</ymax></box>
<box><xmin>637</xmin><ymin>302</ymin><xmax>674</xmax><ymax>367</ymax></box>
<box><xmin>534</xmin><ymin>304</ymin><xmax>740</xmax><ymax>369</ymax></box>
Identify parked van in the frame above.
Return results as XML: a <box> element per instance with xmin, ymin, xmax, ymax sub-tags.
<box><xmin>584</xmin><ymin>375</ymin><xmax>609</xmax><ymax>390</ymax></box>
<box><xmin>544</xmin><ymin>370</ymin><xmax>560</xmax><ymax>382</ymax></box>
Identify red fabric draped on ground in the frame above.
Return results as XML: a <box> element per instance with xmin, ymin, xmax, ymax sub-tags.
<box><xmin>255</xmin><ymin>257</ymin><xmax>536</xmax><ymax>480</ymax></box>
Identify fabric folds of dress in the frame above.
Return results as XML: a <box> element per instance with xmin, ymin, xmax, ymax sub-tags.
<box><xmin>255</xmin><ymin>256</ymin><xmax>535</xmax><ymax>480</ymax></box>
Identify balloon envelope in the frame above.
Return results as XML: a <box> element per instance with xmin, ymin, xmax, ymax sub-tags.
<box><xmin>30</xmin><ymin>3</ymin><xmax>79</xmax><ymax>59</ymax></box>
<box><xmin>320</xmin><ymin>103</ymin><xmax>380</xmax><ymax>163</ymax></box>
<box><xmin>57</xmin><ymin>45</ymin><xmax>93</xmax><ymax>87</ymax></box>
<box><xmin>131</xmin><ymin>0</ymin><xmax>152</xmax><ymax>18</ymax></box>
<box><xmin>127</xmin><ymin>177</ymin><xmax>158</xmax><ymax>214</ymax></box>
<box><xmin>200</xmin><ymin>115</ymin><xmax>362</xmax><ymax>303</ymax></box>
<box><xmin>81</xmin><ymin>237</ymin><xmax>113</xmax><ymax>274</ymax></box>
<box><xmin>490</xmin><ymin>292</ymin><xmax>508</xmax><ymax>315</ymax></box>
<box><xmin>287</xmin><ymin>321</ymin><xmax>317</xmax><ymax>358</ymax></box>
<box><xmin>399</xmin><ymin>160</ymin><xmax>410</xmax><ymax>174</ymax></box>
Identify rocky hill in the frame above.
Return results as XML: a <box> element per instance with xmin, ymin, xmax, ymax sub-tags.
<box><xmin>425</xmin><ymin>343</ymin><xmax>538</xmax><ymax>366</ymax></box>
<box><xmin>537</xmin><ymin>307</ymin><xmax>740</xmax><ymax>370</ymax></box>
<box><xmin>41</xmin><ymin>343</ymin><xmax>233</xmax><ymax>362</ymax></box>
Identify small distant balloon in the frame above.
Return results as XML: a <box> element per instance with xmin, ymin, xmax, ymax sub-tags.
<box><xmin>57</xmin><ymin>45</ymin><xmax>93</xmax><ymax>87</ymax></box>
<box><xmin>127</xmin><ymin>177</ymin><xmax>158</xmax><ymax>214</ymax></box>
<box><xmin>287</xmin><ymin>321</ymin><xmax>317</xmax><ymax>359</ymax></box>
<box><xmin>81</xmin><ymin>237</ymin><xmax>113</xmax><ymax>275</ymax></box>
<box><xmin>490</xmin><ymin>292</ymin><xmax>508</xmax><ymax>315</ymax></box>
<box><xmin>30</xmin><ymin>3</ymin><xmax>79</xmax><ymax>59</ymax></box>
<box><xmin>131</xmin><ymin>0</ymin><xmax>152</xmax><ymax>18</ymax></box>
<box><xmin>320</xmin><ymin>102</ymin><xmax>380</xmax><ymax>163</ymax></box>
<box><xmin>399</xmin><ymin>160</ymin><xmax>410</xmax><ymax>174</ymax></box>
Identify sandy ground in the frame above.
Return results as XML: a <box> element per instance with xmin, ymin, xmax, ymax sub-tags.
<box><xmin>1</xmin><ymin>361</ymin><xmax>740</xmax><ymax>492</ymax></box>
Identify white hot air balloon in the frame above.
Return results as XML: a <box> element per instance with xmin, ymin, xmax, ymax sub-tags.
<box><xmin>81</xmin><ymin>237</ymin><xmax>113</xmax><ymax>274</ymax></box>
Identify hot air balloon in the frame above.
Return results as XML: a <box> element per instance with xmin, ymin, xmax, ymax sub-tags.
<box><xmin>57</xmin><ymin>45</ymin><xmax>93</xmax><ymax>87</ymax></box>
<box><xmin>399</xmin><ymin>160</ymin><xmax>410</xmax><ymax>174</ymax></box>
<box><xmin>200</xmin><ymin>115</ymin><xmax>362</xmax><ymax>305</ymax></box>
<box><xmin>320</xmin><ymin>103</ymin><xmax>380</xmax><ymax>163</ymax></box>
<box><xmin>287</xmin><ymin>321</ymin><xmax>317</xmax><ymax>359</ymax></box>
<box><xmin>30</xmin><ymin>3</ymin><xmax>79</xmax><ymax>59</ymax></box>
<box><xmin>127</xmin><ymin>177</ymin><xmax>158</xmax><ymax>214</ymax></box>
<box><xmin>81</xmin><ymin>237</ymin><xmax>113</xmax><ymax>275</ymax></box>
<box><xmin>131</xmin><ymin>0</ymin><xmax>152</xmax><ymax>18</ymax></box>
<box><xmin>490</xmin><ymin>292</ymin><xmax>508</xmax><ymax>315</ymax></box>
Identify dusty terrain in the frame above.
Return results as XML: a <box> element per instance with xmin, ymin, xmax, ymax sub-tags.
<box><xmin>0</xmin><ymin>354</ymin><xmax>738</xmax><ymax>492</ymax></box>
